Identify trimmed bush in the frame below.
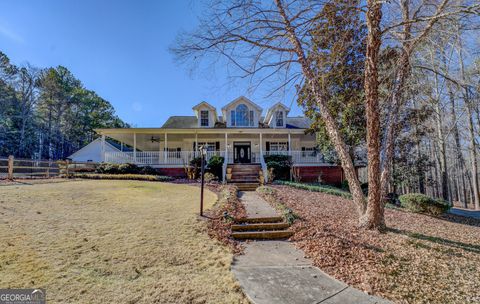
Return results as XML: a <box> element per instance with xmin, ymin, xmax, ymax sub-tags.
<box><xmin>96</xmin><ymin>163</ymin><xmax>120</xmax><ymax>174</ymax></box>
<box><xmin>399</xmin><ymin>193</ymin><xmax>450</xmax><ymax>215</ymax></box>
<box><xmin>73</xmin><ymin>173</ymin><xmax>173</xmax><ymax>182</ymax></box>
<box><xmin>276</xmin><ymin>180</ymin><xmax>352</xmax><ymax>199</ymax></box>
<box><xmin>207</xmin><ymin>155</ymin><xmax>224</xmax><ymax>181</ymax></box>
<box><xmin>118</xmin><ymin>163</ymin><xmax>141</xmax><ymax>174</ymax></box>
<box><xmin>140</xmin><ymin>166</ymin><xmax>158</xmax><ymax>175</ymax></box>
<box><xmin>264</xmin><ymin>154</ymin><xmax>292</xmax><ymax>181</ymax></box>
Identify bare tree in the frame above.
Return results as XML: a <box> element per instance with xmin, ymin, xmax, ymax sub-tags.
<box><xmin>173</xmin><ymin>0</ymin><xmax>386</xmax><ymax>228</ymax></box>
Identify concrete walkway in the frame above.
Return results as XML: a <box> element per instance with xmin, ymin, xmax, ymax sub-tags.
<box><xmin>449</xmin><ymin>207</ymin><xmax>480</xmax><ymax>219</ymax></box>
<box><xmin>232</xmin><ymin>191</ymin><xmax>391</xmax><ymax>304</ymax></box>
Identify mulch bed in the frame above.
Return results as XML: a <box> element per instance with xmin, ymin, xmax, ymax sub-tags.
<box><xmin>205</xmin><ymin>184</ymin><xmax>246</xmax><ymax>254</ymax></box>
<box><xmin>259</xmin><ymin>185</ymin><xmax>480</xmax><ymax>304</ymax></box>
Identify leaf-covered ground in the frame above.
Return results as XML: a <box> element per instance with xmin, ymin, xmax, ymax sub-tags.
<box><xmin>261</xmin><ymin>185</ymin><xmax>480</xmax><ymax>304</ymax></box>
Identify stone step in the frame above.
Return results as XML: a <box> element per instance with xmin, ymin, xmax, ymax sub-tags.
<box><xmin>231</xmin><ymin>230</ymin><xmax>294</xmax><ymax>240</ymax></box>
<box><xmin>235</xmin><ymin>185</ymin><xmax>259</xmax><ymax>191</ymax></box>
<box><xmin>230</xmin><ymin>178</ymin><xmax>259</xmax><ymax>183</ymax></box>
<box><xmin>235</xmin><ymin>216</ymin><xmax>284</xmax><ymax>224</ymax></box>
<box><xmin>231</xmin><ymin>169</ymin><xmax>261</xmax><ymax>174</ymax></box>
<box><xmin>231</xmin><ymin>222</ymin><xmax>290</xmax><ymax>231</ymax></box>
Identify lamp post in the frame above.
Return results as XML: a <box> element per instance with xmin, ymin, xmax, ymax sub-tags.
<box><xmin>199</xmin><ymin>145</ymin><xmax>207</xmax><ymax>217</ymax></box>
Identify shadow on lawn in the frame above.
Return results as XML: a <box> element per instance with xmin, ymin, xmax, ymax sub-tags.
<box><xmin>387</xmin><ymin>227</ymin><xmax>480</xmax><ymax>254</ymax></box>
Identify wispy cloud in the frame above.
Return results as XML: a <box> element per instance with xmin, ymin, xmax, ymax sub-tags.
<box><xmin>0</xmin><ymin>23</ymin><xmax>25</xmax><ymax>44</ymax></box>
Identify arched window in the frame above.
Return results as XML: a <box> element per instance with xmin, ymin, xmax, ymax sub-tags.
<box><xmin>234</xmin><ymin>104</ymin><xmax>254</xmax><ymax>126</ymax></box>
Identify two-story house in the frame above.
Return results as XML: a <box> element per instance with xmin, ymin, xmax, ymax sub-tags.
<box><xmin>94</xmin><ymin>96</ymin><xmax>345</xmax><ymax>184</ymax></box>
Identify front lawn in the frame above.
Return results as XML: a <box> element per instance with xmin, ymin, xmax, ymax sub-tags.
<box><xmin>0</xmin><ymin>180</ymin><xmax>246</xmax><ymax>303</ymax></box>
<box><xmin>261</xmin><ymin>185</ymin><xmax>480</xmax><ymax>304</ymax></box>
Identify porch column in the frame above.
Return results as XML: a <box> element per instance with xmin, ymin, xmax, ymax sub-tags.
<box><xmin>195</xmin><ymin>133</ymin><xmax>198</xmax><ymax>157</ymax></box>
<box><xmin>288</xmin><ymin>133</ymin><xmax>291</xmax><ymax>156</ymax></box>
<box><xmin>101</xmin><ymin>134</ymin><xmax>106</xmax><ymax>162</ymax></box>
<box><xmin>133</xmin><ymin>133</ymin><xmax>137</xmax><ymax>163</ymax></box>
<box><xmin>158</xmin><ymin>135</ymin><xmax>162</xmax><ymax>164</ymax></box>
<box><xmin>225</xmin><ymin>133</ymin><xmax>228</xmax><ymax>162</ymax></box>
<box><xmin>259</xmin><ymin>133</ymin><xmax>263</xmax><ymax>157</ymax></box>
<box><xmin>164</xmin><ymin>133</ymin><xmax>168</xmax><ymax>162</ymax></box>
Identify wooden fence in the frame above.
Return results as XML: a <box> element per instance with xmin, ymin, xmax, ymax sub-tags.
<box><xmin>0</xmin><ymin>156</ymin><xmax>99</xmax><ymax>179</ymax></box>
<box><xmin>0</xmin><ymin>156</ymin><xmax>60</xmax><ymax>179</ymax></box>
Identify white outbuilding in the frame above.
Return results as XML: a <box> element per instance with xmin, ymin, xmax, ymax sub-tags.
<box><xmin>68</xmin><ymin>138</ymin><xmax>122</xmax><ymax>162</ymax></box>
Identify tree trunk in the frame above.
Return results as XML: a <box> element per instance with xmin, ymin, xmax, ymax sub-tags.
<box><xmin>361</xmin><ymin>0</ymin><xmax>384</xmax><ymax>229</ymax></box>
<box><xmin>275</xmin><ymin>0</ymin><xmax>370</xmax><ymax>224</ymax></box>
<box><xmin>466</xmin><ymin>97</ymin><xmax>480</xmax><ymax>209</ymax></box>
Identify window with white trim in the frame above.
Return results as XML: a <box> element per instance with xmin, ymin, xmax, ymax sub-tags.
<box><xmin>301</xmin><ymin>147</ymin><xmax>317</xmax><ymax>157</ymax></box>
<box><xmin>231</xmin><ymin>104</ymin><xmax>254</xmax><ymax>127</ymax></box>
<box><xmin>197</xmin><ymin>142</ymin><xmax>216</xmax><ymax>151</ymax></box>
<box><xmin>200</xmin><ymin>110</ymin><xmax>209</xmax><ymax>126</ymax></box>
<box><xmin>269</xmin><ymin>142</ymin><xmax>288</xmax><ymax>151</ymax></box>
<box><xmin>275</xmin><ymin>111</ymin><xmax>284</xmax><ymax>127</ymax></box>
<box><xmin>230</xmin><ymin>110</ymin><xmax>236</xmax><ymax>126</ymax></box>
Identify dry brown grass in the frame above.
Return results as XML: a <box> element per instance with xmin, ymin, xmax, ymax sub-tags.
<box><xmin>0</xmin><ymin>180</ymin><xmax>247</xmax><ymax>303</ymax></box>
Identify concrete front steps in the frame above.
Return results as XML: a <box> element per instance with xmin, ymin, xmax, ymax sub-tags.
<box><xmin>227</xmin><ymin>163</ymin><xmax>262</xmax><ymax>191</ymax></box>
<box><xmin>232</xmin><ymin>216</ymin><xmax>294</xmax><ymax>240</ymax></box>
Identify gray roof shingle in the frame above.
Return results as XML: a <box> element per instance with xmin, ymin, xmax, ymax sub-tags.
<box><xmin>160</xmin><ymin>115</ymin><xmax>312</xmax><ymax>129</ymax></box>
<box><xmin>161</xmin><ymin>116</ymin><xmax>198</xmax><ymax>128</ymax></box>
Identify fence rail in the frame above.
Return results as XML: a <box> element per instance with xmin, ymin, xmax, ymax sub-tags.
<box><xmin>0</xmin><ymin>156</ymin><xmax>60</xmax><ymax>179</ymax></box>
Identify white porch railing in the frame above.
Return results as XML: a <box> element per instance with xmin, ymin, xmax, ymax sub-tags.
<box><xmin>264</xmin><ymin>150</ymin><xmax>326</xmax><ymax>164</ymax></box>
<box><xmin>105</xmin><ymin>151</ymin><xmax>225</xmax><ymax>166</ymax></box>
<box><xmin>104</xmin><ymin>150</ymin><xmax>328</xmax><ymax>166</ymax></box>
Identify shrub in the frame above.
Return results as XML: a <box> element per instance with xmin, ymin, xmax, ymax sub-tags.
<box><xmin>189</xmin><ymin>157</ymin><xmax>203</xmax><ymax>179</ymax></box>
<box><xmin>203</xmin><ymin>172</ymin><xmax>217</xmax><ymax>183</ymax></box>
<box><xmin>399</xmin><ymin>193</ymin><xmax>450</xmax><ymax>215</ymax></box>
<box><xmin>207</xmin><ymin>155</ymin><xmax>224</xmax><ymax>181</ymax></box>
<box><xmin>96</xmin><ymin>163</ymin><xmax>120</xmax><ymax>174</ymax></box>
<box><xmin>118</xmin><ymin>163</ymin><xmax>140</xmax><ymax>174</ymax></box>
<box><xmin>73</xmin><ymin>173</ymin><xmax>173</xmax><ymax>182</ymax></box>
<box><xmin>264</xmin><ymin>155</ymin><xmax>292</xmax><ymax>180</ymax></box>
<box><xmin>140</xmin><ymin>166</ymin><xmax>158</xmax><ymax>175</ymax></box>
<box><xmin>189</xmin><ymin>157</ymin><xmax>203</xmax><ymax>168</ymax></box>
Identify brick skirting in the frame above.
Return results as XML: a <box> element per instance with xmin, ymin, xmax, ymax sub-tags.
<box><xmin>294</xmin><ymin>166</ymin><xmax>345</xmax><ymax>185</ymax></box>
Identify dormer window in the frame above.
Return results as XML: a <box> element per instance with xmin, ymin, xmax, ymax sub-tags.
<box><xmin>231</xmin><ymin>104</ymin><xmax>254</xmax><ymax>127</ymax></box>
<box><xmin>275</xmin><ymin>111</ymin><xmax>284</xmax><ymax>127</ymax></box>
<box><xmin>200</xmin><ymin>110</ymin><xmax>209</xmax><ymax>127</ymax></box>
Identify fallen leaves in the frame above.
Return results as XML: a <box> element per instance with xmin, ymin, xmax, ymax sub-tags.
<box><xmin>261</xmin><ymin>185</ymin><xmax>480</xmax><ymax>304</ymax></box>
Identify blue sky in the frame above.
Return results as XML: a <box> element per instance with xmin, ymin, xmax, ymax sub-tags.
<box><xmin>0</xmin><ymin>0</ymin><xmax>302</xmax><ymax>127</ymax></box>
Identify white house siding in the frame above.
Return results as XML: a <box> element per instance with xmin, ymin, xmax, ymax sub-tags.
<box><xmin>68</xmin><ymin>138</ymin><xmax>120</xmax><ymax>162</ymax></box>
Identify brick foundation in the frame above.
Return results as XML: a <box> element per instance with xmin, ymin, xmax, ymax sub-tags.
<box><xmin>156</xmin><ymin>167</ymin><xmax>186</xmax><ymax>178</ymax></box>
<box><xmin>294</xmin><ymin>166</ymin><xmax>345</xmax><ymax>185</ymax></box>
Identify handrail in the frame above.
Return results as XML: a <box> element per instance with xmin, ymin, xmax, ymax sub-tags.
<box><xmin>259</xmin><ymin>153</ymin><xmax>268</xmax><ymax>183</ymax></box>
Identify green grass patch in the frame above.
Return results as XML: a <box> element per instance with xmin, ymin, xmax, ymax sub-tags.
<box><xmin>275</xmin><ymin>180</ymin><xmax>352</xmax><ymax>199</ymax></box>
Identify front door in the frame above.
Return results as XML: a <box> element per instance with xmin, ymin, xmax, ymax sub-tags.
<box><xmin>234</xmin><ymin>142</ymin><xmax>251</xmax><ymax>163</ymax></box>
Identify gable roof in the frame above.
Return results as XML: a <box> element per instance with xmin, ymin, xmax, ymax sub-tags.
<box><xmin>192</xmin><ymin>101</ymin><xmax>216</xmax><ymax>111</ymax></box>
<box><xmin>264</xmin><ymin>102</ymin><xmax>291</xmax><ymax>123</ymax></box>
<box><xmin>68</xmin><ymin>138</ymin><xmax>120</xmax><ymax>159</ymax></box>
<box><xmin>221</xmin><ymin>96</ymin><xmax>263</xmax><ymax>112</ymax></box>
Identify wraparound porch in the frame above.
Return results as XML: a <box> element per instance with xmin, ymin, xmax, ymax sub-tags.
<box><xmin>95</xmin><ymin>127</ymin><xmax>334</xmax><ymax>181</ymax></box>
